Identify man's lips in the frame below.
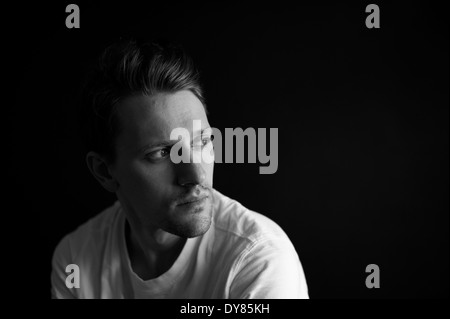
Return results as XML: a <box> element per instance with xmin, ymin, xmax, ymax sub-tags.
<box><xmin>177</xmin><ymin>195</ymin><xmax>209</xmax><ymax>206</ymax></box>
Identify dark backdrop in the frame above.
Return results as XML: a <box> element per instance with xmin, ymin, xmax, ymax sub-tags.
<box><xmin>12</xmin><ymin>2</ymin><xmax>448</xmax><ymax>298</ymax></box>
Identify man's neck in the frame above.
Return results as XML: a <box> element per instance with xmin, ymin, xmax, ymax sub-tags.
<box><xmin>125</xmin><ymin>219</ymin><xmax>186</xmax><ymax>280</ymax></box>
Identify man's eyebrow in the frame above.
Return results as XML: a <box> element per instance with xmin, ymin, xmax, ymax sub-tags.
<box><xmin>141</xmin><ymin>128</ymin><xmax>212</xmax><ymax>151</ymax></box>
<box><xmin>192</xmin><ymin>127</ymin><xmax>212</xmax><ymax>140</ymax></box>
<box><xmin>193</xmin><ymin>127</ymin><xmax>212</xmax><ymax>137</ymax></box>
<box><xmin>140</xmin><ymin>140</ymin><xmax>178</xmax><ymax>152</ymax></box>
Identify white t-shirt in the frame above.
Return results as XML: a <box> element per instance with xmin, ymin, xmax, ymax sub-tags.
<box><xmin>51</xmin><ymin>189</ymin><xmax>309</xmax><ymax>299</ymax></box>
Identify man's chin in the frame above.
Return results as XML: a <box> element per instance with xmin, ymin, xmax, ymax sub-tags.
<box><xmin>184</xmin><ymin>218</ymin><xmax>212</xmax><ymax>238</ymax></box>
<box><xmin>167</xmin><ymin>199</ymin><xmax>213</xmax><ymax>237</ymax></box>
<box><xmin>166</xmin><ymin>215</ymin><xmax>212</xmax><ymax>238</ymax></box>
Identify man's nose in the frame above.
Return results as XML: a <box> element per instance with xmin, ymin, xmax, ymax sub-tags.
<box><xmin>176</xmin><ymin>161</ymin><xmax>207</xmax><ymax>187</ymax></box>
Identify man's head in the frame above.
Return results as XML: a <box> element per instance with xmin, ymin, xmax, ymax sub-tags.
<box><xmin>81</xmin><ymin>39</ymin><xmax>214</xmax><ymax>238</ymax></box>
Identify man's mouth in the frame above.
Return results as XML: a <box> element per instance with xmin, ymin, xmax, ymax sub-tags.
<box><xmin>177</xmin><ymin>195</ymin><xmax>208</xmax><ymax>206</ymax></box>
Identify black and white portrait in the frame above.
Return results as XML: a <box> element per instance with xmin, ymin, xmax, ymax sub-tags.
<box><xmin>9</xmin><ymin>2</ymin><xmax>448</xmax><ymax>304</ymax></box>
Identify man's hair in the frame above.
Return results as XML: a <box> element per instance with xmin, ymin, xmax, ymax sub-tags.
<box><xmin>79</xmin><ymin>39</ymin><xmax>205</xmax><ymax>163</ymax></box>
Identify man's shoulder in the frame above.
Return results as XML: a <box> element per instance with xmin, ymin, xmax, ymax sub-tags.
<box><xmin>209</xmin><ymin>190</ymin><xmax>308</xmax><ymax>299</ymax></box>
<box><xmin>211</xmin><ymin>189</ymin><xmax>288</xmax><ymax>244</ymax></box>
<box><xmin>52</xmin><ymin>201</ymin><xmax>121</xmax><ymax>260</ymax></box>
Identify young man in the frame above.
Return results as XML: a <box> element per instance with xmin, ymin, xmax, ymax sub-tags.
<box><xmin>51</xmin><ymin>39</ymin><xmax>309</xmax><ymax>298</ymax></box>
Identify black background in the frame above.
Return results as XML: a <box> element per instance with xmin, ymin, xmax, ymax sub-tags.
<box><xmin>11</xmin><ymin>2</ymin><xmax>448</xmax><ymax>298</ymax></box>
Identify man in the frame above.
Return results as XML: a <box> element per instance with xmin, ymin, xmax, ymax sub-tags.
<box><xmin>51</xmin><ymin>39</ymin><xmax>309</xmax><ymax>298</ymax></box>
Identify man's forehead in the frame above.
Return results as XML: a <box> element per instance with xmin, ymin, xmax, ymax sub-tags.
<box><xmin>117</xmin><ymin>91</ymin><xmax>208</xmax><ymax>144</ymax></box>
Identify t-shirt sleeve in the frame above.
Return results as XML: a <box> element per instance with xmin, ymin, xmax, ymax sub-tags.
<box><xmin>228</xmin><ymin>236</ymin><xmax>309</xmax><ymax>299</ymax></box>
<box><xmin>51</xmin><ymin>236</ymin><xmax>77</xmax><ymax>299</ymax></box>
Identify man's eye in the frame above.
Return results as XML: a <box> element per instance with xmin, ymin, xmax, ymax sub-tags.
<box><xmin>201</xmin><ymin>136</ymin><xmax>213</xmax><ymax>146</ymax></box>
<box><xmin>146</xmin><ymin>148</ymin><xmax>170</xmax><ymax>161</ymax></box>
<box><xmin>192</xmin><ymin>135</ymin><xmax>211</xmax><ymax>148</ymax></box>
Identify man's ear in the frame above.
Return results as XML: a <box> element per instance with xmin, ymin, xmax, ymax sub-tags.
<box><xmin>86</xmin><ymin>151</ymin><xmax>119</xmax><ymax>192</ymax></box>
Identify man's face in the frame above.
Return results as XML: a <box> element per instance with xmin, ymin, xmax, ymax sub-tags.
<box><xmin>110</xmin><ymin>90</ymin><xmax>214</xmax><ymax>238</ymax></box>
